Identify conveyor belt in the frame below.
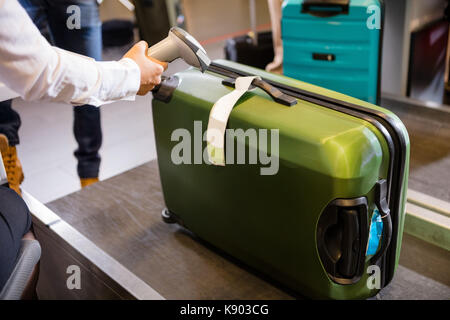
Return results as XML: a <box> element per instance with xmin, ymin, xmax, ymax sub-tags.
<box><xmin>381</xmin><ymin>96</ymin><xmax>450</xmax><ymax>203</ymax></box>
<box><xmin>45</xmin><ymin>161</ymin><xmax>450</xmax><ymax>300</ymax></box>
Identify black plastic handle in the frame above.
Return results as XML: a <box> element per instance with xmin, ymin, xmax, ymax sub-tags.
<box><xmin>152</xmin><ymin>76</ymin><xmax>180</xmax><ymax>103</ymax></box>
<box><xmin>222</xmin><ymin>78</ymin><xmax>297</xmax><ymax>107</ymax></box>
<box><xmin>302</xmin><ymin>0</ymin><xmax>349</xmax><ymax>17</ymax></box>
<box><xmin>371</xmin><ymin>180</ymin><xmax>393</xmax><ymax>264</ymax></box>
<box><xmin>316</xmin><ymin>197</ymin><xmax>368</xmax><ymax>285</ymax></box>
<box><xmin>151</xmin><ymin>75</ymin><xmax>167</xmax><ymax>93</ymax></box>
<box><xmin>337</xmin><ymin>209</ymin><xmax>360</xmax><ymax>278</ymax></box>
<box><xmin>313</xmin><ymin>53</ymin><xmax>336</xmax><ymax>61</ymax></box>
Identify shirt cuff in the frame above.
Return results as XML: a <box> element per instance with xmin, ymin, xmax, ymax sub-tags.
<box><xmin>83</xmin><ymin>57</ymin><xmax>140</xmax><ymax>106</ymax></box>
<box><xmin>118</xmin><ymin>57</ymin><xmax>140</xmax><ymax>97</ymax></box>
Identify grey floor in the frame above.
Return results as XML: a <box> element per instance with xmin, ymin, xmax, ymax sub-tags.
<box><xmin>14</xmin><ymin>41</ymin><xmax>225</xmax><ymax>204</ymax></box>
<box><xmin>14</xmin><ymin>89</ymin><xmax>155</xmax><ymax>203</ymax></box>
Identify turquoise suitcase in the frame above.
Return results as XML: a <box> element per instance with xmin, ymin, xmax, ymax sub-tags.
<box><xmin>282</xmin><ymin>0</ymin><xmax>384</xmax><ymax>104</ymax></box>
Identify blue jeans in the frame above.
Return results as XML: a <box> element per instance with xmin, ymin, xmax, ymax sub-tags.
<box><xmin>0</xmin><ymin>0</ymin><xmax>103</xmax><ymax>178</ymax></box>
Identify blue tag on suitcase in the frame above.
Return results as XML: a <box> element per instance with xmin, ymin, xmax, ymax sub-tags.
<box><xmin>282</xmin><ymin>0</ymin><xmax>384</xmax><ymax>104</ymax></box>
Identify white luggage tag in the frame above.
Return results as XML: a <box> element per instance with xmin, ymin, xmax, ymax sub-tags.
<box><xmin>206</xmin><ymin>76</ymin><xmax>260</xmax><ymax>166</ymax></box>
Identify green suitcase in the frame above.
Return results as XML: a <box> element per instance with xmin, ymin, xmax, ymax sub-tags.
<box><xmin>151</xmin><ymin>59</ymin><xmax>410</xmax><ymax>299</ymax></box>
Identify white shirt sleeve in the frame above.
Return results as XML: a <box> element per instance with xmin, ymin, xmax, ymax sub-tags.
<box><xmin>0</xmin><ymin>0</ymin><xmax>141</xmax><ymax>106</ymax></box>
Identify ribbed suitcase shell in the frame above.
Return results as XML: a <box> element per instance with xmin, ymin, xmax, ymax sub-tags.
<box><xmin>282</xmin><ymin>0</ymin><xmax>383</xmax><ymax>104</ymax></box>
<box><xmin>152</xmin><ymin>60</ymin><xmax>409</xmax><ymax>299</ymax></box>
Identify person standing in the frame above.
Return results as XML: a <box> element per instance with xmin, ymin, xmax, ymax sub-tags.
<box><xmin>0</xmin><ymin>0</ymin><xmax>108</xmax><ymax>194</ymax></box>
<box><xmin>0</xmin><ymin>0</ymin><xmax>165</xmax><ymax>296</ymax></box>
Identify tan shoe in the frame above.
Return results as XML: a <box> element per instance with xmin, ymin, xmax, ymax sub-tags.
<box><xmin>0</xmin><ymin>134</ymin><xmax>24</xmax><ymax>196</ymax></box>
<box><xmin>80</xmin><ymin>177</ymin><xmax>99</xmax><ymax>188</ymax></box>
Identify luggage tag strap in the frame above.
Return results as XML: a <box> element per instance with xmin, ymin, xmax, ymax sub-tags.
<box><xmin>206</xmin><ymin>76</ymin><xmax>260</xmax><ymax>166</ymax></box>
<box><xmin>222</xmin><ymin>78</ymin><xmax>297</xmax><ymax>106</ymax></box>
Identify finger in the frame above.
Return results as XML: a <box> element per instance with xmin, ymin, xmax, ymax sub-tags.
<box><xmin>149</xmin><ymin>75</ymin><xmax>162</xmax><ymax>86</ymax></box>
<box><xmin>147</xmin><ymin>56</ymin><xmax>168</xmax><ymax>70</ymax></box>
<box><xmin>143</xmin><ymin>75</ymin><xmax>161</xmax><ymax>86</ymax></box>
<box><xmin>135</xmin><ymin>40</ymin><xmax>149</xmax><ymax>54</ymax></box>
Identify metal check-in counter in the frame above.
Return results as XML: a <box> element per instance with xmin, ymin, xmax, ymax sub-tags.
<box><xmin>23</xmin><ymin>190</ymin><xmax>163</xmax><ymax>300</ymax></box>
<box><xmin>24</xmin><ymin>159</ymin><xmax>450</xmax><ymax>300</ymax></box>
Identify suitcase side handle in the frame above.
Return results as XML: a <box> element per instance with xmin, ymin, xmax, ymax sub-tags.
<box><xmin>338</xmin><ymin>208</ymin><xmax>361</xmax><ymax>278</ymax></box>
<box><xmin>302</xmin><ymin>0</ymin><xmax>350</xmax><ymax>17</ymax></box>
<box><xmin>316</xmin><ymin>197</ymin><xmax>369</xmax><ymax>285</ymax></box>
<box><xmin>222</xmin><ymin>78</ymin><xmax>297</xmax><ymax>107</ymax></box>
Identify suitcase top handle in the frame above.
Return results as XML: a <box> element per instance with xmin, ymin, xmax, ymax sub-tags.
<box><xmin>302</xmin><ymin>0</ymin><xmax>350</xmax><ymax>17</ymax></box>
<box><xmin>207</xmin><ymin>76</ymin><xmax>296</xmax><ymax>166</ymax></box>
<box><xmin>222</xmin><ymin>78</ymin><xmax>297</xmax><ymax>107</ymax></box>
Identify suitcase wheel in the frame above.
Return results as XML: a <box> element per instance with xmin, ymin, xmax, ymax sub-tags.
<box><xmin>161</xmin><ymin>208</ymin><xmax>177</xmax><ymax>224</ymax></box>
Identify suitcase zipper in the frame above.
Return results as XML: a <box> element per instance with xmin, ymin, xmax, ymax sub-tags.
<box><xmin>206</xmin><ymin>62</ymin><xmax>407</xmax><ymax>287</ymax></box>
